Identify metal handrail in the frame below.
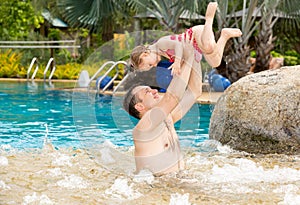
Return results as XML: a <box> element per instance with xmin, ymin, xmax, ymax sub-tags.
<box><xmin>88</xmin><ymin>61</ymin><xmax>127</xmax><ymax>93</ymax></box>
<box><xmin>0</xmin><ymin>40</ymin><xmax>80</xmax><ymax>49</ymax></box>
<box><xmin>113</xmin><ymin>72</ymin><xmax>130</xmax><ymax>94</ymax></box>
<box><xmin>96</xmin><ymin>61</ymin><xmax>127</xmax><ymax>93</ymax></box>
<box><xmin>43</xmin><ymin>58</ymin><xmax>56</xmax><ymax>81</ymax></box>
<box><xmin>27</xmin><ymin>57</ymin><xmax>39</xmax><ymax>80</ymax></box>
<box><xmin>88</xmin><ymin>61</ymin><xmax>115</xmax><ymax>85</ymax></box>
<box><xmin>0</xmin><ymin>40</ymin><xmax>76</xmax><ymax>44</ymax></box>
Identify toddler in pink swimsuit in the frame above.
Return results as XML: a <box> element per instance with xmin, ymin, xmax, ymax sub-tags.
<box><xmin>130</xmin><ymin>2</ymin><xmax>242</xmax><ymax>76</ymax></box>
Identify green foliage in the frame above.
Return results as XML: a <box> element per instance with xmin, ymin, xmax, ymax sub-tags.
<box><xmin>283</xmin><ymin>50</ymin><xmax>300</xmax><ymax>66</ymax></box>
<box><xmin>52</xmin><ymin>63</ymin><xmax>82</xmax><ymax>79</ymax></box>
<box><xmin>284</xmin><ymin>56</ymin><xmax>298</xmax><ymax>66</ymax></box>
<box><xmin>48</xmin><ymin>28</ymin><xmax>61</xmax><ymax>40</ymax></box>
<box><xmin>0</xmin><ymin>0</ymin><xmax>44</xmax><ymax>40</ymax></box>
<box><xmin>55</xmin><ymin>49</ymin><xmax>74</xmax><ymax>65</ymax></box>
<box><xmin>250</xmin><ymin>50</ymin><xmax>300</xmax><ymax>66</ymax></box>
<box><xmin>250</xmin><ymin>50</ymin><xmax>256</xmax><ymax>58</ymax></box>
<box><xmin>0</xmin><ymin>50</ymin><xmax>23</xmax><ymax>78</ymax></box>
<box><xmin>79</xmin><ymin>28</ymin><xmax>90</xmax><ymax>38</ymax></box>
<box><xmin>128</xmin><ymin>0</ymin><xmax>207</xmax><ymax>31</ymax></box>
<box><xmin>270</xmin><ymin>51</ymin><xmax>284</xmax><ymax>58</ymax></box>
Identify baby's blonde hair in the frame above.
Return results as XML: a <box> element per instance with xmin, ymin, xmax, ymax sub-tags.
<box><xmin>130</xmin><ymin>45</ymin><xmax>150</xmax><ymax>69</ymax></box>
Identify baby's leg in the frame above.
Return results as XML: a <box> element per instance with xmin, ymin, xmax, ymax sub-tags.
<box><xmin>204</xmin><ymin>28</ymin><xmax>242</xmax><ymax>68</ymax></box>
<box><xmin>193</xmin><ymin>2</ymin><xmax>218</xmax><ymax>54</ymax></box>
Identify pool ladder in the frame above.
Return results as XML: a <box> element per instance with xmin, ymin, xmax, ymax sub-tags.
<box><xmin>27</xmin><ymin>57</ymin><xmax>56</xmax><ymax>81</ymax></box>
<box><xmin>88</xmin><ymin>61</ymin><xmax>128</xmax><ymax>93</ymax></box>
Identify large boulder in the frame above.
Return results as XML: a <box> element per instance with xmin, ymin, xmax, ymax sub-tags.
<box><xmin>209</xmin><ymin>66</ymin><xmax>300</xmax><ymax>154</ymax></box>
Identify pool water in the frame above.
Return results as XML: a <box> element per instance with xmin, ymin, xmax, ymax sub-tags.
<box><xmin>1</xmin><ymin>81</ymin><xmax>300</xmax><ymax>205</ymax></box>
<box><xmin>0</xmin><ymin>81</ymin><xmax>212</xmax><ymax>149</ymax></box>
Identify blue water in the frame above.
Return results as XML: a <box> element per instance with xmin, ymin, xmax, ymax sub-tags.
<box><xmin>0</xmin><ymin>81</ymin><xmax>213</xmax><ymax>149</ymax></box>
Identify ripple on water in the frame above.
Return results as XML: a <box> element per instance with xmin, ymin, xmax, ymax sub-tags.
<box><xmin>0</xmin><ymin>142</ymin><xmax>300</xmax><ymax>204</ymax></box>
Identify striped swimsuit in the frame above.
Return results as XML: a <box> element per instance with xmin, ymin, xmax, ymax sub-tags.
<box><xmin>166</xmin><ymin>28</ymin><xmax>202</xmax><ymax>63</ymax></box>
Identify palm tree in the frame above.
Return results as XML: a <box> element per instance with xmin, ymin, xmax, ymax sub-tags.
<box><xmin>215</xmin><ymin>0</ymin><xmax>262</xmax><ymax>82</ymax></box>
<box><xmin>254</xmin><ymin>1</ymin><xmax>279</xmax><ymax>73</ymax></box>
<box><xmin>255</xmin><ymin>0</ymin><xmax>300</xmax><ymax>72</ymax></box>
<box><xmin>216</xmin><ymin>0</ymin><xmax>300</xmax><ymax>82</ymax></box>
<box><xmin>127</xmin><ymin>0</ymin><xmax>208</xmax><ymax>32</ymax></box>
<box><xmin>56</xmin><ymin>0</ymin><xmax>129</xmax><ymax>41</ymax></box>
<box><xmin>52</xmin><ymin>0</ymin><xmax>133</xmax><ymax>60</ymax></box>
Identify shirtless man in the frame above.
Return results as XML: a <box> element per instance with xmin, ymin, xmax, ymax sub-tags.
<box><xmin>123</xmin><ymin>43</ymin><xmax>203</xmax><ymax>175</ymax></box>
<box><xmin>123</xmin><ymin>3</ymin><xmax>242</xmax><ymax>175</ymax></box>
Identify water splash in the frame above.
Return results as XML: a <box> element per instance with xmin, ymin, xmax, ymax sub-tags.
<box><xmin>133</xmin><ymin>169</ymin><xmax>155</xmax><ymax>184</ymax></box>
<box><xmin>104</xmin><ymin>177</ymin><xmax>142</xmax><ymax>200</ymax></box>
<box><xmin>0</xmin><ymin>156</ymin><xmax>8</xmax><ymax>166</ymax></box>
<box><xmin>56</xmin><ymin>174</ymin><xmax>89</xmax><ymax>189</ymax></box>
<box><xmin>43</xmin><ymin>123</ymin><xmax>49</xmax><ymax>146</ymax></box>
<box><xmin>23</xmin><ymin>192</ymin><xmax>54</xmax><ymax>205</ymax></box>
<box><xmin>169</xmin><ymin>193</ymin><xmax>191</xmax><ymax>205</ymax></box>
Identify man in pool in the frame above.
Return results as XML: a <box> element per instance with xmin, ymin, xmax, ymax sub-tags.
<box><xmin>123</xmin><ymin>43</ymin><xmax>203</xmax><ymax>176</ymax></box>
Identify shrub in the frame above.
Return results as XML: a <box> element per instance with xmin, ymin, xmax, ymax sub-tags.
<box><xmin>283</xmin><ymin>50</ymin><xmax>300</xmax><ymax>66</ymax></box>
<box><xmin>52</xmin><ymin>63</ymin><xmax>83</xmax><ymax>80</ymax></box>
<box><xmin>0</xmin><ymin>49</ymin><xmax>23</xmax><ymax>78</ymax></box>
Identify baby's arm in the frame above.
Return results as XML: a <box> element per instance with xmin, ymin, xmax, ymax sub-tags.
<box><xmin>150</xmin><ymin>36</ymin><xmax>184</xmax><ymax>75</ymax></box>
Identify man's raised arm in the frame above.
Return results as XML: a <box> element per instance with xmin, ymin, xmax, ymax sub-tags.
<box><xmin>155</xmin><ymin>43</ymin><xmax>194</xmax><ymax>116</ymax></box>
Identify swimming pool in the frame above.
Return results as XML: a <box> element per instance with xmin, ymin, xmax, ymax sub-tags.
<box><xmin>0</xmin><ymin>81</ymin><xmax>213</xmax><ymax>149</ymax></box>
<box><xmin>1</xmin><ymin>81</ymin><xmax>300</xmax><ymax>205</ymax></box>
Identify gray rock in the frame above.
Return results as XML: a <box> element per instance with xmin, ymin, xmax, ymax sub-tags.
<box><xmin>209</xmin><ymin>66</ymin><xmax>300</xmax><ymax>154</ymax></box>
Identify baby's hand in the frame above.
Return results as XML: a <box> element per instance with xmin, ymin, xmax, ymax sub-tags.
<box><xmin>169</xmin><ymin>61</ymin><xmax>181</xmax><ymax>76</ymax></box>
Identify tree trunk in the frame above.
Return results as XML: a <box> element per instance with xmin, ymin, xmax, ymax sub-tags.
<box><xmin>225</xmin><ymin>45</ymin><xmax>251</xmax><ymax>83</ymax></box>
<box><xmin>254</xmin><ymin>13</ymin><xmax>274</xmax><ymax>73</ymax></box>
<box><xmin>101</xmin><ymin>17</ymin><xmax>114</xmax><ymax>60</ymax></box>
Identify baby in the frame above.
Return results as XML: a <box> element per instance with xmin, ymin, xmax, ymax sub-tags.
<box><xmin>130</xmin><ymin>2</ymin><xmax>242</xmax><ymax>75</ymax></box>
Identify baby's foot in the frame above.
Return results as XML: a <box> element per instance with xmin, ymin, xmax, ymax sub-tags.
<box><xmin>205</xmin><ymin>2</ymin><xmax>218</xmax><ymax>20</ymax></box>
<box><xmin>221</xmin><ymin>28</ymin><xmax>242</xmax><ymax>39</ymax></box>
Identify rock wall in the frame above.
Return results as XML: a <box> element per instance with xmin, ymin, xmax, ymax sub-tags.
<box><xmin>209</xmin><ymin>66</ymin><xmax>300</xmax><ymax>154</ymax></box>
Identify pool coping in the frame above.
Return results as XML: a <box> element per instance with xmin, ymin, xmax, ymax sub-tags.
<box><xmin>0</xmin><ymin>78</ymin><xmax>223</xmax><ymax>104</ymax></box>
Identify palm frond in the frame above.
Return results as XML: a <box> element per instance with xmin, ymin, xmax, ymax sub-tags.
<box><xmin>56</xmin><ymin>0</ymin><xmax>118</xmax><ymax>31</ymax></box>
<box><xmin>276</xmin><ymin>0</ymin><xmax>300</xmax><ymax>31</ymax></box>
<box><xmin>127</xmin><ymin>0</ymin><xmax>206</xmax><ymax>31</ymax></box>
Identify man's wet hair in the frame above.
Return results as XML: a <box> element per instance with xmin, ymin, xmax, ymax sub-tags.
<box><xmin>123</xmin><ymin>85</ymin><xmax>142</xmax><ymax>119</ymax></box>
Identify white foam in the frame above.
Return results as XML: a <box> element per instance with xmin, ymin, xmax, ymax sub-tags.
<box><xmin>103</xmin><ymin>139</ymin><xmax>116</xmax><ymax>148</ymax></box>
<box><xmin>56</xmin><ymin>174</ymin><xmax>88</xmax><ymax>189</ymax></box>
<box><xmin>274</xmin><ymin>184</ymin><xmax>300</xmax><ymax>205</ymax></box>
<box><xmin>0</xmin><ymin>144</ymin><xmax>12</xmax><ymax>150</ymax></box>
<box><xmin>51</xmin><ymin>153</ymin><xmax>72</xmax><ymax>167</ymax></box>
<box><xmin>23</xmin><ymin>192</ymin><xmax>54</xmax><ymax>205</ymax></box>
<box><xmin>47</xmin><ymin>168</ymin><xmax>63</xmax><ymax>177</ymax></box>
<box><xmin>279</xmin><ymin>193</ymin><xmax>300</xmax><ymax>205</ymax></box>
<box><xmin>208</xmin><ymin>158</ymin><xmax>300</xmax><ymax>184</ymax></box>
<box><xmin>273</xmin><ymin>184</ymin><xmax>299</xmax><ymax>194</ymax></box>
<box><xmin>218</xmin><ymin>183</ymin><xmax>257</xmax><ymax>194</ymax></box>
<box><xmin>99</xmin><ymin>147</ymin><xmax>115</xmax><ymax>164</ymax></box>
<box><xmin>169</xmin><ymin>193</ymin><xmax>191</xmax><ymax>205</ymax></box>
<box><xmin>0</xmin><ymin>156</ymin><xmax>8</xmax><ymax>166</ymax></box>
<box><xmin>217</xmin><ymin>144</ymin><xmax>233</xmax><ymax>153</ymax></box>
<box><xmin>133</xmin><ymin>169</ymin><xmax>155</xmax><ymax>184</ymax></box>
<box><xmin>105</xmin><ymin>177</ymin><xmax>142</xmax><ymax>200</ymax></box>
<box><xmin>195</xmin><ymin>140</ymin><xmax>221</xmax><ymax>152</ymax></box>
<box><xmin>0</xmin><ymin>180</ymin><xmax>11</xmax><ymax>190</ymax></box>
